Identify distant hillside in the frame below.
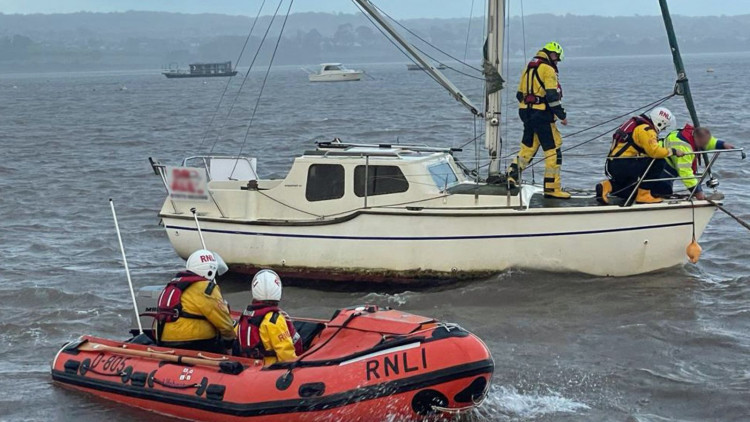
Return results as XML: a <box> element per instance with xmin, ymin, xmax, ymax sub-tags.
<box><xmin>0</xmin><ymin>11</ymin><xmax>749</xmax><ymax>71</ymax></box>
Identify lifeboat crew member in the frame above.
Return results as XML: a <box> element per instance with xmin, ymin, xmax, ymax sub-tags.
<box><xmin>155</xmin><ymin>249</ymin><xmax>237</xmax><ymax>353</ymax></box>
<box><xmin>596</xmin><ymin>107</ymin><xmax>685</xmax><ymax>205</ymax></box>
<box><xmin>236</xmin><ymin>269</ymin><xmax>302</xmax><ymax>365</ymax></box>
<box><xmin>506</xmin><ymin>41</ymin><xmax>570</xmax><ymax>199</ymax></box>
<box><xmin>652</xmin><ymin>125</ymin><xmax>738</xmax><ymax>200</ymax></box>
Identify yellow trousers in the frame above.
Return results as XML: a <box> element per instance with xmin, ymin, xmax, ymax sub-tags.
<box><xmin>507</xmin><ymin>119</ymin><xmax>563</xmax><ymax>193</ymax></box>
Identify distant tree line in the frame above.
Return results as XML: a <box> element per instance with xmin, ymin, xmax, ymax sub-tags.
<box><xmin>0</xmin><ymin>11</ymin><xmax>749</xmax><ymax>71</ymax></box>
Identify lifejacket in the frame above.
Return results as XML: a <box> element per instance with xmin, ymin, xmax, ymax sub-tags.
<box><xmin>141</xmin><ymin>272</ymin><xmax>215</xmax><ymax>341</ymax></box>
<box><xmin>609</xmin><ymin>114</ymin><xmax>656</xmax><ymax>157</ymax></box>
<box><xmin>521</xmin><ymin>56</ymin><xmax>562</xmax><ymax>106</ymax></box>
<box><xmin>237</xmin><ymin>303</ymin><xmax>303</xmax><ymax>360</ymax></box>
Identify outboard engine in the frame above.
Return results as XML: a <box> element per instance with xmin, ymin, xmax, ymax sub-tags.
<box><xmin>131</xmin><ymin>286</ymin><xmax>163</xmax><ymax>335</ymax></box>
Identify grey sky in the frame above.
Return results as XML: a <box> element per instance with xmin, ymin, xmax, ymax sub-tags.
<box><xmin>1</xmin><ymin>0</ymin><xmax>748</xmax><ymax>19</ymax></box>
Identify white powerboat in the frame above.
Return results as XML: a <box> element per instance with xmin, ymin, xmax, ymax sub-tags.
<box><xmin>307</xmin><ymin>63</ymin><xmax>363</xmax><ymax>82</ymax></box>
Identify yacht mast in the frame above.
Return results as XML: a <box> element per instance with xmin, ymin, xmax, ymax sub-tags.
<box><xmin>658</xmin><ymin>0</ymin><xmax>699</xmax><ymax>127</ymax></box>
<box><xmin>484</xmin><ymin>0</ymin><xmax>505</xmax><ymax>178</ymax></box>
<box><xmin>353</xmin><ymin>0</ymin><xmax>480</xmax><ymax>115</ymax></box>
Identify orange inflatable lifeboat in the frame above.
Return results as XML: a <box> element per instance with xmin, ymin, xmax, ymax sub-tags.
<box><xmin>51</xmin><ymin>305</ymin><xmax>493</xmax><ymax>421</ymax></box>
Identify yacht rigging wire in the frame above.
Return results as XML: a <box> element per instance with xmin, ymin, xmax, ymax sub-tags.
<box><xmin>522</xmin><ymin>93</ymin><xmax>676</xmax><ymax>169</ymax></box>
<box><xmin>197</xmin><ymin>0</ymin><xmax>268</xmax><ymax>152</ymax></box>
<box><xmin>463</xmin><ymin>0</ymin><xmax>476</xmax><ymax>63</ymax></box>
<box><xmin>351</xmin><ymin>1</ymin><xmax>447</xmax><ymax>89</ymax></box>
<box><xmin>520</xmin><ymin>0</ymin><xmax>527</xmax><ymax>61</ymax></box>
<box><xmin>230</xmin><ymin>0</ymin><xmax>295</xmax><ymax>179</ymax></box>
<box><xmin>209</xmin><ymin>0</ymin><xmax>286</xmax><ymax>154</ymax></box>
<box><xmin>370</xmin><ymin>2</ymin><xmax>482</xmax><ymax>73</ymax></box>
<box><xmin>464</xmin><ymin>92</ymin><xmax>677</xmax><ymax>173</ymax></box>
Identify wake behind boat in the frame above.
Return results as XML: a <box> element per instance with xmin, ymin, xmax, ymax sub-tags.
<box><xmin>51</xmin><ymin>305</ymin><xmax>493</xmax><ymax>421</ymax></box>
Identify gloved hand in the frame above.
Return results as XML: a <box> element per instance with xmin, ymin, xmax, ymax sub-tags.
<box><xmin>741</xmin><ymin>150</ymin><xmax>747</xmax><ymax>160</ymax></box>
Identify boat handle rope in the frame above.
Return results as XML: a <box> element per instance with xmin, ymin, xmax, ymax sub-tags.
<box><xmin>197</xmin><ymin>353</ymin><xmax>229</xmax><ymax>361</ymax></box>
<box><xmin>147</xmin><ymin>347</ymin><xmax>175</xmax><ymax>354</ymax></box>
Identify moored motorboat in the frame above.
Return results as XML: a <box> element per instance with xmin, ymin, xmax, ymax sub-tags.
<box><xmin>51</xmin><ymin>305</ymin><xmax>493</xmax><ymax>421</ymax></box>
<box><xmin>306</xmin><ymin>63</ymin><xmax>364</xmax><ymax>82</ymax></box>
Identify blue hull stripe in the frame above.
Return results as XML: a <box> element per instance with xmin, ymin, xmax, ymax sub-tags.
<box><xmin>164</xmin><ymin>221</ymin><xmax>692</xmax><ymax>241</ymax></box>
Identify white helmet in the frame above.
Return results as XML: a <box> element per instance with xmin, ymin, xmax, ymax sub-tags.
<box><xmin>214</xmin><ymin>253</ymin><xmax>229</xmax><ymax>277</ymax></box>
<box><xmin>186</xmin><ymin>249</ymin><xmax>219</xmax><ymax>280</ymax></box>
<box><xmin>251</xmin><ymin>269</ymin><xmax>282</xmax><ymax>301</ymax></box>
<box><xmin>648</xmin><ymin>107</ymin><xmax>677</xmax><ymax>133</ymax></box>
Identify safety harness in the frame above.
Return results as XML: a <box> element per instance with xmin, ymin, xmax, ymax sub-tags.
<box><xmin>609</xmin><ymin>115</ymin><xmax>657</xmax><ymax>157</ymax></box>
<box><xmin>521</xmin><ymin>55</ymin><xmax>562</xmax><ymax>107</ymax></box>
<box><xmin>237</xmin><ymin>302</ymin><xmax>303</xmax><ymax>360</ymax></box>
<box><xmin>140</xmin><ymin>272</ymin><xmax>214</xmax><ymax>342</ymax></box>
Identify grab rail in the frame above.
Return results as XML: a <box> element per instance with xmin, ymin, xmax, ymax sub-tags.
<box><xmin>624</xmin><ymin>148</ymin><xmax>743</xmax><ymax>205</ymax></box>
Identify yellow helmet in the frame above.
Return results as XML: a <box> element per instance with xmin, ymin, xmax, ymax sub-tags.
<box><xmin>543</xmin><ymin>41</ymin><xmax>564</xmax><ymax>61</ymax></box>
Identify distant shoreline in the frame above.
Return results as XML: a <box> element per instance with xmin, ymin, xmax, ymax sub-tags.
<box><xmin>1</xmin><ymin>11</ymin><xmax>748</xmax><ymax>74</ymax></box>
<box><xmin>0</xmin><ymin>51</ymin><xmax>737</xmax><ymax>78</ymax></box>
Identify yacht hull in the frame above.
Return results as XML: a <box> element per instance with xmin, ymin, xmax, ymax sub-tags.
<box><xmin>161</xmin><ymin>202</ymin><xmax>716</xmax><ymax>282</ymax></box>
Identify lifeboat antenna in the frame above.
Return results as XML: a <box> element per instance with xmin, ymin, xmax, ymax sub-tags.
<box><xmin>190</xmin><ymin>208</ymin><xmax>208</xmax><ymax>249</ymax></box>
<box><xmin>109</xmin><ymin>199</ymin><xmax>143</xmax><ymax>335</ymax></box>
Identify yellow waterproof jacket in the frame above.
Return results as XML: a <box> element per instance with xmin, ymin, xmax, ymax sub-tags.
<box><xmin>516</xmin><ymin>51</ymin><xmax>566</xmax><ymax>120</ymax></box>
<box><xmin>258</xmin><ymin>312</ymin><xmax>298</xmax><ymax>365</ymax></box>
<box><xmin>160</xmin><ymin>280</ymin><xmax>237</xmax><ymax>343</ymax></box>
<box><xmin>610</xmin><ymin>124</ymin><xmax>673</xmax><ymax>159</ymax></box>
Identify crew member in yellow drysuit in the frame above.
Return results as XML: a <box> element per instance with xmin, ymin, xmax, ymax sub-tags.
<box><xmin>157</xmin><ymin>249</ymin><xmax>237</xmax><ymax>353</ymax></box>
<box><xmin>506</xmin><ymin>41</ymin><xmax>570</xmax><ymax>198</ymax></box>
<box><xmin>236</xmin><ymin>270</ymin><xmax>302</xmax><ymax>365</ymax></box>
<box><xmin>596</xmin><ymin>107</ymin><xmax>685</xmax><ymax>205</ymax></box>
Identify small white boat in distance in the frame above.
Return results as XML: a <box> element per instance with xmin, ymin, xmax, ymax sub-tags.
<box><xmin>307</xmin><ymin>63</ymin><xmax>363</xmax><ymax>82</ymax></box>
<box><xmin>407</xmin><ymin>63</ymin><xmax>447</xmax><ymax>71</ymax></box>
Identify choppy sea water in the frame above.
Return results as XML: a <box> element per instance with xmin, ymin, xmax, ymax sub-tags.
<box><xmin>1</xmin><ymin>53</ymin><xmax>749</xmax><ymax>421</ymax></box>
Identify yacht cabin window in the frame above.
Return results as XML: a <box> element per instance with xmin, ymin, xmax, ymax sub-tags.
<box><xmin>323</xmin><ymin>65</ymin><xmax>342</xmax><ymax>71</ymax></box>
<box><xmin>427</xmin><ymin>162</ymin><xmax>458</xmax><ymax>189</ymax></box>
<box><xmin>353</xmin><ymin>165</ymin><xmax>409</xmax><ymax>197</ymax></box>
<box><xmin>306</xmin><ymin>164</ymin><xmax>345</xmax><ymax>202</ymax></box>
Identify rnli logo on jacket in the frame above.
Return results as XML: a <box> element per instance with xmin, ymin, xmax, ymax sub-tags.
<box><xmin>277</xmin><ymin>330</ymin><xmax>292</xmax><ymax>342</ymax></box>
<box><xmin>365</xmin><ymin>348</ymin><xmax>427</xmax><ymax>381</ymax></box>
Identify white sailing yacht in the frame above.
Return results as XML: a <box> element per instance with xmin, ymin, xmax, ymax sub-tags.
<box><xmin>150</xmin><ymin>0</ymin><xmax>740</xmax><ymax>283</ymax></box>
